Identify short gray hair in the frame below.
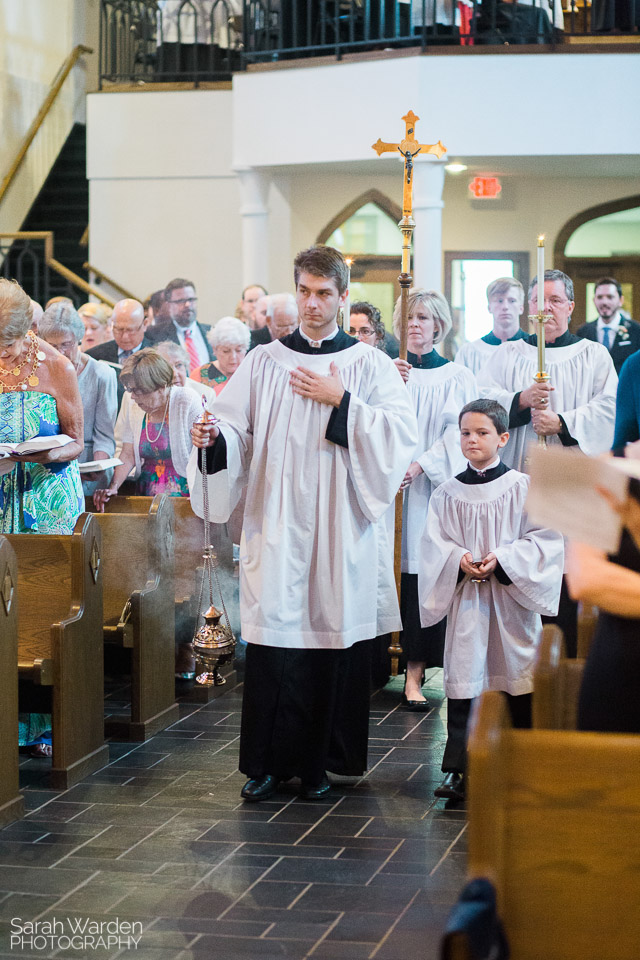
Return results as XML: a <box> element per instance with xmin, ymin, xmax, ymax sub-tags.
<box><xmin>39</xmin><ymin>302</ymin><xmax>85</xmax><ymax>344</ymax></box>
<box><xmin>528</xmin><ymin>269</ymin><xmax>574</xmax><ymax>302</ymax></box>
<box><xmin>267</xmin><ymin>293</ymin><xmax>297</xmax><ymax>321</ymax></box>
<box><xmin>392</xmin><ymin>289</ymin><xmax>452</xmax><ymax>345</ymax></box>
<box><xmin>155</xmin><ymin>340</ymin><xmax>190</xmax><ymax>369</ymax></box>
<box><xmin>0</xmin><ymin>279</ymin><xmax>33</xmax><ymax>345</ymax></box>
<box><xmin>208</xmin><ymin>316</ymin><xmax>251</xmax><ymax>351</ymax></box>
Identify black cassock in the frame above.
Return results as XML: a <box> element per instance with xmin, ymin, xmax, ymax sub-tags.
<box><xmin>205</xmin><ymin>328</ymin><xmax>374</xmax><ymax>785</ymax></box>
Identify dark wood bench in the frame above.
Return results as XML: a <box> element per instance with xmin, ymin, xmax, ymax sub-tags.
<box><xmin>463</xmin><ymin>690</ymin><xmax>640</xmax><ymax>960</ymax></box>
<box><xmin>91</xmin><ymin>494</ymin><xmax>179</xmax><ymax>739</ymax></box>
<box><xmin>7</xmin><ymin>514</ymin><xmax>109</xmax><ymax>790</ymax></box>
<box><xmin>533</xmin><ymin>623</ymin><xmax>586</xmax><ymax>731</ymax></box>
<box><xmin>97</xmin><ymin>495</ymin><xmax>237</xmax><ymax>702</ymax></box>
<box><xmin>0</xmin><ymin>537</ymin><xmax>24</xmax><ymax>824</ymax></box>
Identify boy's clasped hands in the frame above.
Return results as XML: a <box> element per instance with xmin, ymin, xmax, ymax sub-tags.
<box><xmin>460</xmin><ymin>551</ymin><xmax>498</xmax><ymax>580</ymax></box>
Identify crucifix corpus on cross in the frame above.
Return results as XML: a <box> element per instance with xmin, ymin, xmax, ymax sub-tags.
<box><xmin>372</xmin><ymin>110</ymin><xmax>446</xmax><ymax>675</ymax></box>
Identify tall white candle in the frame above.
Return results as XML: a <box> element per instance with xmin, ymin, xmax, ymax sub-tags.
<box><xmin>343</xmin><ymin>258</ymin><xmax>352</xmax><ymax>331</ymax></box>
<box><xmin>537</xmin><ymin>236</ymin><xmax>545</xmax><ymax>314</ymax></box>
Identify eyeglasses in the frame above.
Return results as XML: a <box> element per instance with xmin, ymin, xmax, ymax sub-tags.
<box><xmin>113</xmin><ymin>323</ymin><xmax>144</xmax><ymax>335</ymax></box>
<box><xmin>168</xmin><ymin>297</ymin><xmax>198</xmax><ymax>306</ymax></box>
<box><xmin>351</xmin><ymin>328</ymin><xmax>375</xmax><ymax>338</ymax></box>
<box><xmin>546</xmin><ymin>297</ymin><xmax>570</xmax><ymax>307</ymax></box>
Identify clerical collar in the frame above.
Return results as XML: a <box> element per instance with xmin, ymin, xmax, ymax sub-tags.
<box><xmin>456</xmin><ymin>460</ymin><xmax>510</xmax><ymax>485</ymax></box>
<box><xmin>280</xmin><ymin>327</ymin><xmax>356</xmax><ymax>355</ymax></box>
<box><xmin>526</xmin><ymin>329</ymin><xmax>581</xmax><ymax>348</ymax></box>
<box><xmin>299</xmin><ymin>324</ymin><xmax>340</xmax><ymax>349</ymax></box>
<box><xmin>408</xmin><ymin>349</ymin><xmax>449</xmax><ymax>369</ymax></box>
<box><xmin>469</xmin><ymin>456</ymin><xmax>501</xmax><ymax>474</ymax></box>
<box><xmin>482</xmin><ymin>329</ymin><xmax>528</xmax><ymax>346</ymax></box>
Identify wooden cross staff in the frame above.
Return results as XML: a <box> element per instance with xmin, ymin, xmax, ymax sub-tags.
<box><xmin>372</xmin><ymin>111</ymin><xmax>446</xmax><ymax>675</ymax></box>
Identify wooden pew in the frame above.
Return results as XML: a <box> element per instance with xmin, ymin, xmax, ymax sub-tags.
<box><xmin>577</xmin><ymin>602</ymin><xmax>598</xmax><ymax>659</ymax></box>
<box><xmin>466</xmin><ymin>691</ymin><xmax>640</xmax><ymax>960</ymax></box>
<box><xmin>533</xmin><ymin>624</ymin><xmax>585</xmax><ymax>731</ymax></box>
<box><xmin>96</xmin><ymin>495</ymin><xmax>237</xmax><ymax>701</ymax></box>
<box><xmin>8</xmin><ymin>514</ymin><xmax>109</xmax><ymax>790</ymax></box>
<box><xmin>0</xmin><ymin>537</ymin><xmax>24</xmax><ymax>825</ymax></box>
<box><xmin>91</xmin><ymin>494</ymin><xmax>179</xmax><ymax>739</ymax></box>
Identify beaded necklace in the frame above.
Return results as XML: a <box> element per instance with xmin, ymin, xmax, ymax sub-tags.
<box><xmin>144</xmin><ymin>391</ymin><xmax>170</xmax><ymax>443</ymax></box>
<box><xmin>0</xmin><ymin>332</ymin><xmax>46</xmax><ymax>393</ymax></box>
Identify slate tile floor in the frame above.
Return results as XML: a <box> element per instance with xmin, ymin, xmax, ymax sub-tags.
<box><xmin>1</xmin><ymin>669</ymin><xmax>466</xmax><ymax>960</ymax></box>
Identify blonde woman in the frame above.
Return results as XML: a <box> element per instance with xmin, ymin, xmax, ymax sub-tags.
<box><xmin>394</xmin><ymin>289</ymin><xmax>478</xmax><ymax>709</ymax></box>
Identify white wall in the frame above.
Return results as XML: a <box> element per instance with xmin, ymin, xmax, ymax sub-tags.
<box><xmin>0</xmin><ymin>0</ymin><xmax>98</xmax><ymax>233</ymax></box>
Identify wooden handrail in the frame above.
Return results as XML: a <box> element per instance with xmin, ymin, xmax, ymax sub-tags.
<box><xmin>0</xmin><ymin>232</ymin><xmax>116</xmax><ymax>307</ymax></box>
<box><xmin>83</xmin><ymin>262</ymin><xmax>138</xmax><ymax>301</ymax></box>
<box><xmin>0</xmin><ymin>44</ymin><xmax>93</xmax><ymax>208</ymax></box>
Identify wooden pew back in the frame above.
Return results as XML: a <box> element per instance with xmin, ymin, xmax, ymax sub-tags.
<box><xmin>533</xmin><ymin>624</ymin><xmax>585</xmax><ymax>731</ymax></box>
<box><xmin>468</xmin><ymin>691</ymin><xmax>640</xmax><ymax>960</ymax></box>
<box><xmin>7</xmin><ymin>514</ymin><xmax>108</xmax><ymax>787</ymax></box>
<box><xmin>0</xmin><ymin>537</ymin><xmax>23</xmax><ymax>825</ymax></box>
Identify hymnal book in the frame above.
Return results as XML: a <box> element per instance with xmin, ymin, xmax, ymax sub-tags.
<box><xmin>79</xmin><ymin>457</ymin><xmax>122</xmax><ymax>474</ymax></box>
<box><xmin>525</xmin><ymin>444</ymin><xmax>640</xmax><ymax>552</ymax></box>
<box><xmin>0</xmin><ymin>434</ymin><xmax>74</xmax><ymax>460</ymax></box>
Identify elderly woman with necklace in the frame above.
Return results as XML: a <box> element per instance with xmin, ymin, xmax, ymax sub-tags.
<box><xmin>95</xmin><ymin>348</ymin><xmax>201</xmax><ymax>507</ymax></box>
<box><xmin>39</xmin><ymin>301</ymin><xmax>118</xmax><ymax>496</ymax></box>
<box><xmin>0</xmin><ymin>280</ymin><xmax>84</xmax><ymax>534</ymax></box>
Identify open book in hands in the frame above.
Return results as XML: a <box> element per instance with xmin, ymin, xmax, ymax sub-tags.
<box><xmin>79</xmin><ymin>457</ymin><xmax>122</xmax><ymax>474</ymax></box>
<box><xmin>0</xmin><ymin>434</ymin><xmax>74</xmax><ymax>459</ymax></box>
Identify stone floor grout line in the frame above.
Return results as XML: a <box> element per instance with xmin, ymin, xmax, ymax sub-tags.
<box><xmin>115</xmin><ymin>808</ymin><xmax>185</xmax><ymax>860</ymax></box>
<box><xmin>191</xmin><ymin>841</ymin><xmax>246</xmax><ymax>891</ymax></box>
<box><xmin>267</xmin><ymin>794</ymin><xmax>299</xmax><ymax>822</ymax></box>
<box><xmin>353</xmin><ymin>816</ymin><xmax>375</xmax><ymax>839</ymax></box>
<box><xmin>293</xmin><ymin>795</ymin><xmax>346</xmax><ymax>845</ymax></box>
<box><xmin>286</xmin><ymin>882</ymin><xmax>313</xmax><ymax>910</ymax></box>
<box><xmin>429</xmin><ymin>822</ymin><xmax>468</xmax><ymax>877</ymax></box>
<box><xmin>304</xmin><ymin>909</ymin><xmax>345</xmax><ymax>957</ymax></box>
<box><xmin>215</xmin><ymin>855</ymin><xmax>284</xmax><ymax>919</ymax></box>
<box><xmin>259</xmin><ymin>921</ymin><xmax>277</xmax><ymax>938</ymax></box>
<box><xmin>368</xmin><ymin>887</ymin><xmax>422</xmax><ymax>959</ymax></box>
<box><xmin>48</xmin><ymin>824</ymin><xmax>113</xmax><ymax>869</ymax></box>
<box><xmin>364</xmin><ymin>838</ymin><xmax>406</xmax><ymax>886</ymax></box>
<box><xmin>30</xmin><ymin>869</ymin><xmax>103</xmax><ymax>922</ymax></box>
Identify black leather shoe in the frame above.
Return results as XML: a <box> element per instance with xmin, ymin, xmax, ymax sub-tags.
<box><xmin>434</xmin><ymin>772</ymin><xmax>465</xmax><ymax>801</ymax></box>
<box><xmin>240</xmin><ymin>774</ymin><xmax>279</xmax><ymax>802</ymax></box>
<box><xmin>299</xmin><ymin>773</ymin><xmax>331</xmax><ymax>800</ymax></box>
<box><xmin>402</xmin><ymin>693</ymin><xmax>431</xmax><ymax>712</ymax></box>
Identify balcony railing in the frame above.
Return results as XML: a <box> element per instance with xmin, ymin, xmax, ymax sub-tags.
<box><xmin>99</xmin><ymin>0</ymin><xmax>638</xmax><ymax>84</ymax></box>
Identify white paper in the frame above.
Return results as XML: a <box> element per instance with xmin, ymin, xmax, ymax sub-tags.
<box><xmin>525</xmin><ymin>444</ymin><xmax>635</xmax><ymax>553</ymax></box>
<box><xmin>79</xmin><ymin>457</ymin><xmax>122</xmax><ymax>473</ymax></box>
<box><xmin>0</xmin><ymin>434</ymin><xmax>74</xmax><ymax>459</ymax></box>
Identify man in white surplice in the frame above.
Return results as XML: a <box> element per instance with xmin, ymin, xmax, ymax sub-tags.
<box><xmin>480</xmin><ymin>268</ymin><xmax>617</xmax><ymax>657</ymax></box>
<box><xmin>189</xmin><ymin>246</ymin><xmax>418</xmax><ymax>803</ymax></box>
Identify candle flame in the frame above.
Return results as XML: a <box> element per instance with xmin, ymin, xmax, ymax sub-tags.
<box><xmin>537</xmin><ymin>235</ymin><xmax>545</xmax><ymax>246</ymax></box>
<box><xmin>345</xmin><ymin>257</ymin><xmax>353</xmax><ymax>268</ymax></box>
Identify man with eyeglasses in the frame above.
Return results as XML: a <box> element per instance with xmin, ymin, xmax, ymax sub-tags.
<box><xmin>86</xmin><ymin>298</ymin><xmax>153</xmax><ymax>408</ymax></box>
<box><xmin>481</xmin><ymin>269</ymin><xmax>618</xmax><ymax>657</ymax></box>
<box><xmin>146</xmin><ymin>277</ymin><xmax>214</xmax><ymax>371</ymax></box>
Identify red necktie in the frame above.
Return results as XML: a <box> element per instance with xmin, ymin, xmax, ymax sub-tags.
<box><xmin>183</xmin><ymin>330</ymin><xmax>201</xmax><ymax>373</ymax></box>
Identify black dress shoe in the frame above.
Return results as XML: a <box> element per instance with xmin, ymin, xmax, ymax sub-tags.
<box><xmin>402</xmin><ymin>693</ymin><xmax>431</xmax><ymax>712</ymax></box>
<box><xmin>434</xmin><ymin>771</ymin><xmax>465</xmax><ymax>801</ymax></box>
<box><xmin>299</xmin><ymin>773</ymin><xmax>331</xmax><ymax>800</ymax></box>
<box><xmin>240</xmin><ymin>774</ymin><xmax>279</xmax><ymax>802</ymax></box>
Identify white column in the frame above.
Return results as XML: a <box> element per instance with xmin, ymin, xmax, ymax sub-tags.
<box><xmin>412</xmin><ymin>157</ymin><xmax>447</xmax><ymax>290</ymax></box>
<box><xmin>236</xmin><ymin>167</ymin><xmax>270</xmax><ymax>290</ymax></box>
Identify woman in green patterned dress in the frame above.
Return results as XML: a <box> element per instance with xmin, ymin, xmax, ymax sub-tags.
<box><xmin>0</xmin><ymin>280</ymin><xmax>84</xmax><ymax>755</ymax></box>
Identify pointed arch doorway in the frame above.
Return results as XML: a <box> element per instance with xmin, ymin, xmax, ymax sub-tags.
<box><xmin>318</xmin><ymin>190</ymin><xmax>403</xmax><ymax>333</ymax></box>
<box><xmin>556</xmin><ymin>195</ymin><xmax>640</xmax><ymax>326</ymax></box>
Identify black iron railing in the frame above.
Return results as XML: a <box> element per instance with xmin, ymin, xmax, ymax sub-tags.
<box><xmin>99</xmin><ymin>0</ymin><xmax>638</xmax><ymax>83</ymax></box>
<box><xmin>0</xmin><ymin>235</ymin><xmax>97</xmax><ymax>308</ymax></box>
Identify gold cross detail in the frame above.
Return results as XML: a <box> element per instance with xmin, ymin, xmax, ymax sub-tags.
<box><xmin>372</xmin><ymin>111</ymin><xmax>446</xmax><ymax>218</ymax></box>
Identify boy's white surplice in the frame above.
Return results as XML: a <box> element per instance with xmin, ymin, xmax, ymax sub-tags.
<box><xmin>418</xmin><ymin>470</ymin><xmax>564</xmax><ymax>698</ymax></box>
<box><xmin>188</xmin><ymin>340</ymin><xmax>418</xmax><ymax>650</ymax></box>
<box><xmin>402</xmin><ymin>363</ymin><xmax>477</xmax><ymax>573</ymax></box>
<box><xmin>480</xmin><ymin>338</ymin><xmax>617</xmax><ymax>470</ymax></box>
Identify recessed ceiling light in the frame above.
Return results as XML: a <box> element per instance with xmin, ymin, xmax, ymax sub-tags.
<box><xmin>445</xmin><ymin>163</ymin><xmax>468</xmax><ymax>174</ymax></box>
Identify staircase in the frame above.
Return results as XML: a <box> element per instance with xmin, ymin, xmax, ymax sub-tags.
<box><xmin>20</xmin><ymin>123</ymin><xmax>88</xmax><ymax>302</ymax></box>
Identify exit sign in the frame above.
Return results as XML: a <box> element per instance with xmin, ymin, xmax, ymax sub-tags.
<box><xmin>469</xmin><ymin>176</ymin><xmax>502</xmax><ymax>199</ymax></box>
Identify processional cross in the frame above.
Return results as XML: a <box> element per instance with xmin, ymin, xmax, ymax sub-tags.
<box><xmin>372</xmin><ymin>111</ymin><xmax>446</xmax><ymax>674</ymax></box>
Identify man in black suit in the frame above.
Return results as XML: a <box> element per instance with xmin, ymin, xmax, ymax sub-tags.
<box><xmin>145</xmin><ymin>277</ymin><xmax>214</xmax><ymax>372</ymax></box>
<box><xmin>577</xmin><ymin>277</ymin><xmax>640</xmax><ymax>374</ymax></box>
<box><xmin>249</xmin><ymin>293</ymin><xmax>298</xmax><ymax>350</ymax></box>
<box><xmin>86</xmin><ymin>298</ymin><xmax>153</xmax><ymax>408</ymax></box>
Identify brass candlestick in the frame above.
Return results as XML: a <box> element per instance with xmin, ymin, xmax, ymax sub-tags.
<box><xmin>527</xmin><ymin>310</ymin><xmax>554</xmax><ymax>448</ymax></box>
